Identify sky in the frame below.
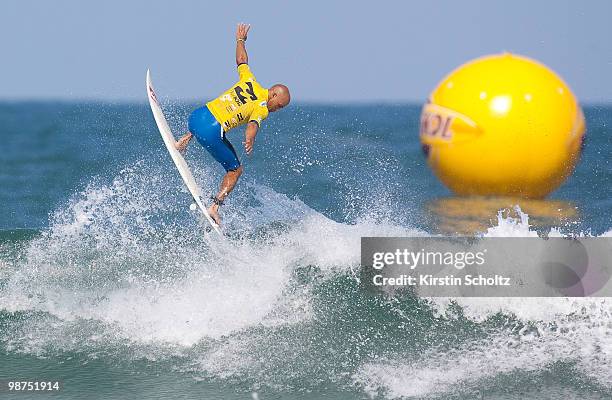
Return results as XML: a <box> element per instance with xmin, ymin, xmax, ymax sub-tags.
<box><xmin>1</xmin><ymin>0</ymin><xmax>611</xmax><ymax>103</ymax></box>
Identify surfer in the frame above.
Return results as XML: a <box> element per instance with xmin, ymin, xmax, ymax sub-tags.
<box><xmin>174</xmin><ymin>23</ymin><xmax>290</xmax><ymax>225</ymax></box>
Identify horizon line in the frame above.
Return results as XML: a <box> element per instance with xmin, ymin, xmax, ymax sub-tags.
<box><xmin>0</xmin><ymin>98</ymin><xmax>611</xmax><ymax>107</ymax></box>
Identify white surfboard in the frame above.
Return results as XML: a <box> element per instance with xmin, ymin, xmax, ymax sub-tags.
<box><xmin>146</xmin><ymin>69</ymin><xmax>222</xmax><ymax>236</ymax></box>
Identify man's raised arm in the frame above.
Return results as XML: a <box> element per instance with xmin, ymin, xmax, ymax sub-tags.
<box><xmin>236</xmin><ymin>23</ymin><xmax>250</xmax><ymax>65</ymax></box>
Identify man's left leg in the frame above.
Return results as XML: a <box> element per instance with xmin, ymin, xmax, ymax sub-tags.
<box><xmin>175</xmin><ymin>132</ymin><xmax>193</xmax><ymax>153</ymax></box>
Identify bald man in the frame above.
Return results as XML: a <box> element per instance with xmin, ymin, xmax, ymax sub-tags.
<box><xmin>175</xmin><ymin>23</ymin><xmax>290</xmax><ymax>225</ymax></box>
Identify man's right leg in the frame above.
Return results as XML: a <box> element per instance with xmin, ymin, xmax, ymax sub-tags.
<box><xmin>208</xmin><ymin>165</ymin><xmax>243</xmax><ymax>224</ymax></box>
<box><xmin>189</xmin><ymin>106</ymin><xmax>242</xmax><ymax>226</ymax></box>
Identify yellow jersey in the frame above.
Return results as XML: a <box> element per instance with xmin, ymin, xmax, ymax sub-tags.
<box><xmin>206</xmin><ymin>64</ymin><xmax>269</xmax><ymax>132</ymax></box>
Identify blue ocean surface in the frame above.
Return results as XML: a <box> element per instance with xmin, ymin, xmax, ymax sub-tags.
<box><xmin>0</xmin><ymin>101</ymin><xmax>611</xmax><ymax>399</ymax></box>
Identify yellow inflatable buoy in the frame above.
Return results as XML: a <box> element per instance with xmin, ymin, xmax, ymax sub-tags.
<box><xmin>420</xmin><ymin>53</ymin><xmax>585</xmax><ymax>198</ymax></box>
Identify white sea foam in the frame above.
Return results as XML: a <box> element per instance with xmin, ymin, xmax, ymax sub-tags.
<box><xmin>354</xmin><ymin>210</ymin><xmax>612</xmax><ymax>398</ymax></box>
<box><xmin>1</xmin><ymin>163</ymin><xmax>610</xmax><ymax>397</ymax></box>
<box><xmin>0</xmin><ymin>162</ymin><xmax>423</xmax><ymax>353</ymax></box>
<box><xmin>356</xmin><ymin>299</ymin><xmax>612</xmax><ymax>398</ymax></box>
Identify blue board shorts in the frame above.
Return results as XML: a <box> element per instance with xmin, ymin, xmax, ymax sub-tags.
<box><xmin>188</xmin><ymin>106</ymin><xmax>240</xmax><ymax>172</ymax></box>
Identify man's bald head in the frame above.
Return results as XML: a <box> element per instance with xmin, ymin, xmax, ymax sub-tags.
<box><xmin>267</xmin><ymin>84</ymin><xmax>291</xmax><ymax>112</ymax></box>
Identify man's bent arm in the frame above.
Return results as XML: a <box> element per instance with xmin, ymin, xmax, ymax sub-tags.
<box><xmin>236</xmin><ymin>23</ymin><xmax>250</xmax><ymax>65</ymax></box>
<box><xmin>243</xmin><ymin>122</ymin><xmax>258</xmax><ymax>155</ymax></box>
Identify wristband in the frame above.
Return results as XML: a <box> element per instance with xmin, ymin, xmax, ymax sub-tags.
<box><xmin>236</xmin><ymin>38</ymin><xmax>246</xmax><ymax>42</ymax></box>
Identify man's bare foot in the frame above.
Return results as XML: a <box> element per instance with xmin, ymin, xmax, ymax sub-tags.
<box><xmin>175</xmin><ymin>138</ymin><xmax>188</xmax><ymax>153</ymax></box>
<box><xmin>175</xmin><ymin>132</ymin><xmax>193</xmax><ymax>153</ymax></box>
<box><xmin>207</xmin><ymin>204</ymin><xmax>221</xmax><ymax>226</ymax></box>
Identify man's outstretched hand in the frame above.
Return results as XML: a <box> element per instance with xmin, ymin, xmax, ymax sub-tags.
<box><xmin>236</xmin><ymin>23</ymin><xmax>250</xmax><ymax>41</ymax></box>
<box><xmin>243</xmin><ymin>136</ymin><xmax>254</xmax><ymax>155</ymax></box>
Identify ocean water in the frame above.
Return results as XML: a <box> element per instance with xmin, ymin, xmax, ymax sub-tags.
<box><xmin>0</xmin><ymin>101</ymin><xmax>611</xmax><ymax>399</ymax></box>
